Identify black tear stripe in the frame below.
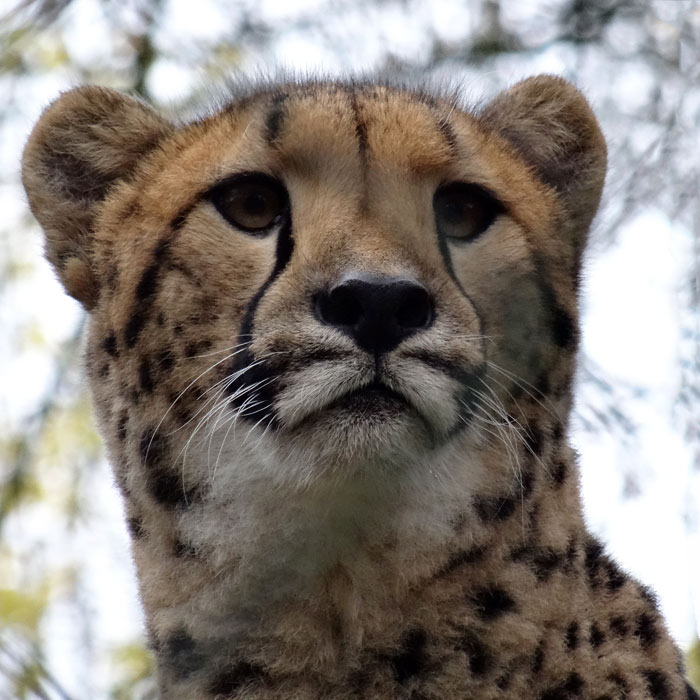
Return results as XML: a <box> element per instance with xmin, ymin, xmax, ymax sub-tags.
<box><xmin>227</xmin><ymin>217</ymin><xmax>295</xmax><ymax>423</ymax></box>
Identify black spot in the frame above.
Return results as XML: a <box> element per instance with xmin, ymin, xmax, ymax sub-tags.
<box><xmin>452</xmin><ymin>512</ymin><xmax>467</xmax><ymax>533</ymax></box>
<box><xmin>455</xmin><ymin>629</ymin><xmax>492</xmax><ymax>676</ymax></box>
<box><xmin>158</xmin><ymin>349</ymin><xmax>175</xmax><ymax>372</ymax></box>
<box><xmin>474</xmin><ymin>495</ymin><xmax>516</xmax><ymax>522</ymax></box>
<box><xmin>635</xmin><ymin>612</ymin><xmax>659</xmax><ymax>649</ymax></box>
<box><xmin>496</xmin><ymin>670</ymin><xmax>513</xmax><ymax>690</ymax></box>
<box><xmin>102</xmin><ymin>332</ymin><xmax>118</xmax><ymax>357</ymax></box>
<box><xmin>127</xmin><ymin>517</ymin><xmax>144</xmax><ymax>539</ymax></box>
<box><xmin>185</xmin><ymin>340</ymin><xmax>213</xmax><ymax>358</ymax></box>
<box><xmin>584</xmin><ymin>539</ymin><xmax>605</xmax><ymax>587</ymax></box>
<box><xmin>589</xmin><ymin>622</ymin><xmax>605</xmax><ymax>648</ymax></box>
<box><xmin>609</xmin><ymin>616</ymin><xmax>629</xmax><ymax>639</ymax></box>
<box><xmin>174</xmin><ymin>539</ymin><xmax>197</xmax><ymax>559</ymax></box>
<box><xmin>532</xmin><ymin>548</ymin><xmax>563</xmax><ymax>582</ymax></box>
<box><xmin>540</xmin><ymin>673</ymin><xmax>585</xmax><ymax>700</ymax></box>
<box><xmin>510</xmin><ymin>545</ymin><xmax>562</xmax><ymax>582</ymax></box>
<box><xmin>603</xmin><ymin>558</ymin><xmax>627</xmax><ymax>592</ymax></box>
<box><xmin>124</xmin><ymin>310</ymin><xmax>148</xmax><ymax>348</ymax></box>
<box><xmin>519</xmin><ymin>469</ymin><xmax>535</xmax><ymax>499</ymax></box>
<box><xmin>435</xmin><ymin>546</ymin><xmax>485</xmax><ymax>578</ymax></box>
<box><xmin>117</xmin><ymin>412</ymin><xmax>128</xmax><ymax>441</ymax></box>
<box><xmin>98</xmin><ymin>362</ymin><xmax>110</xmax><ymax>378</ymax></box>
<box><xmin>565</xmin><ymin>621</ymin><xmax>579</xmax><ymax>650</ymax></box>
<box><xmin>551</xmin><ymin>305</ymin><xmax>576</xmax><ymax>350</ymax></box>
<box><xmin>136</xmin><ymin>260</ymin><xmax>161</xmax><ymax>302</ymax></box>
<box><xmin>552</xmin><ymin>421</ymin><xmax>564</xmax><ymax>441</ymax></box>
<box><xmin>208</xmin><ymin>661</ymin><xmax>267</xmax><ymax>696</ymax></box>
<box><xmin>642</xmin><ymin>670</ymin><xmax>670</xmax><ymax>700</ymax></box>
<box><xmin>140</xmin><ymin>428</ymin><xmax>164</xmax><ymax>467</ymax></box>
<box><xmin>608</xmin><ymin>672</ymin><xmax>630</xmax><ymax>695</ymax></box>
<box><xmin>165</xmin><ymin>628</ymin><xmax>205</xmax><ymax>680</ymax></box>
<box><xmin>145</xmin><ymin>466</ymin><xmax>181</xmax><ymax>506</ymax></box>
<box><xmin>525</xmin><ymin>425</ymin><xmax>545</xmax><ymax>456</ymax></box>
<box><xmin>552</xmin><ymin>460</ymin><xmax>568</xmax><ymax>486</ymax></box>
<box><xmin>529</xmin><ymin>256</ymin><xmax>579</xmax><ymax>353</ymax></box>
<box><xmin>389</xmin><ymin>628</ymin><xmax>428</xmax><ymax>684</ymax></box>
<box><xmin>531</xmin><ymin>641</ymin><xmax>545</xmax><ymax>674</ymax></box>
<box><xmin>638</xmin><ymin>583</ymin><xmax>661</xmax><ymax>610</ymax></box>
<box><xmin>139</xmin><ymin>358</ymin><xmax>154</xmax><ymax>393</ymax></box>
<box><xmin>564</xmin><ymin>537</ymin><xmax>578</xmax><ymax>573</ymax></box>
<box><xmin>473</xmin><ymin>588</ymin><xmax>516</xmax><ymax>620</ymax></box>
<box><xmin>139</xmin><ymin>430</ymin><xmax>195</xmax><ymax>507</ymax></box>
<box><xmin>686</xmin><ymin>682</ymin><xmax>700</xmax><ymax>700</ymax></box>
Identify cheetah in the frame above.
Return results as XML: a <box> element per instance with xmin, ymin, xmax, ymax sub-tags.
<box><xmin>22</xmin><ymin>75</ymin><xmax>699</xmax><ymax>699</ymax></box>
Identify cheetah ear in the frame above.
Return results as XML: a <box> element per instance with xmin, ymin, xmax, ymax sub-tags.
<box><xmin>479</xmin><ymin>75</ymin><xmax>606</xmax><ymax>251</ymax></box>
<box><xmin>22</xmin><ymin>86</ymin><xmax>173</xmax><ymax>310</ymax></box>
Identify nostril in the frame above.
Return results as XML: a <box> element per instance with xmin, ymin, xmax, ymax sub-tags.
<box><xmin>396</xmin><ymin>286</ymin><xmax>433</xmax><ymax>330</ymax></box>
<box><xmin>315</xmin><ymin>286</ymin><xmax>363</xmax><ymax>327</ymax></box>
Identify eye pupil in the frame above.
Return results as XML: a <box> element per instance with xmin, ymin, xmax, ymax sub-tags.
<box><xmin>209</xmin><ymin>174</ymin><xmax>288</xmax><ymax>234</ymax></box>
<box><xmin>245</xmin><ymin>193</ymin><xmax>267</xmax><ymax>214</ymax></box>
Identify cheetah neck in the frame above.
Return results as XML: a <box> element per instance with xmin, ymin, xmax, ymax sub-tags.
<box><xmin>128</xmin><ymin>409</ymin><xmax>594</xmax><ymax>695</ymax></box>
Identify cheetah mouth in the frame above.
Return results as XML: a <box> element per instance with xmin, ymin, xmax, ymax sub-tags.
<box><xmin>326</xmin><ymin>379</ymin><xmax>410</xmax><ymax>412</ymax></box>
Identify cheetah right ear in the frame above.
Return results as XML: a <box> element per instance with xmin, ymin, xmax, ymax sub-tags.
<box><xmin>478</xmin><ymin>75</ymin><xmax>606</xmax><ymax>257</ymax></box>
<box><xmin>22</xmin><ymin>86</ymin><xmax>173</xmax><ymax>310</ymax></box>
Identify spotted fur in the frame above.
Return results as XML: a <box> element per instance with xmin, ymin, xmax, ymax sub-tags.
<box><xmin>23</xmin><ymin>76</ymin><xmax>697</xmax><ymax>699</ymax></box>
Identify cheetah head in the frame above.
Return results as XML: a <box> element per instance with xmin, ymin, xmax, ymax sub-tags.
<box><xmin>22</xmin><ymin>77</ymin><xmax>605</xmax><ymax>502</ymax></box>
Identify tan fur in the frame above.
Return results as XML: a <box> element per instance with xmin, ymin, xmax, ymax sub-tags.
<box><xmin>22</xmin><ymin>76</ymin><xmax>695</xmax><ymax>699</ymax></box>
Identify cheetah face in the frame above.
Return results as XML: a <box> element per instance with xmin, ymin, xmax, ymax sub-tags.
<box><xmin>203</xmin><ymin>171</ymin><xmax>490</xmax><ymax>455</ymax></box>
<box><xmin>23</xmin><ymin>79</ymin><xmax>606</xmax><ymax>487</ymax></box>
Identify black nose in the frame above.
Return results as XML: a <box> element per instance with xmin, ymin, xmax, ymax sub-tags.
<box><xmin>314</xmin><ymin>276</ymin><xmax>435</xmax><ymax>355</ymax></box>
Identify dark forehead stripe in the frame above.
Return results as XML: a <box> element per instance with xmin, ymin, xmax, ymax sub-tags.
<box><xmin>413</xmin><ymin>90</ymin><xmax>460</xmax><ymax>158</ymax></box>
<box><xmin>265</xmin><ymin>92</ymin><xmax>289</xmax><ymax>145</ymax></box>
<box><xmin>349</xmin><ymin>88</ymin><xmax>369</xmax><ymax>166</ymax></box>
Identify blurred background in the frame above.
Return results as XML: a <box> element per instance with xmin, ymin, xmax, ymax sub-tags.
<box><xmin>0</xmin><ymin>0</ymin><xmax>698</xmax><ymax>697</ymax></box>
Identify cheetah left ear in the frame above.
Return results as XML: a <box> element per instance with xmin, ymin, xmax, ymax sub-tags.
<box><xmin>22</xmin><ymin>86</ymin><xmax>173</xmax><ymax>310</ymax></box>
<box><xmin>479</xmin><ymin>75</ymin><xmax>607</xmax><ymax>252</ymax></box>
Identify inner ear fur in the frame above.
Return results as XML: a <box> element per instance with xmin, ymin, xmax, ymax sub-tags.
<box><xmin>22</xmin><ymin>86</ymin><xmax>173</xmax><ymax>310</ymax></box>
<box><xmin>478</xmin><ymin>75</ymin><xmax>607</xmax><ymax>253</ymax></box>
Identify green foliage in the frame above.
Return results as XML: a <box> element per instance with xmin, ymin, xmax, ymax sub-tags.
<box><xmin>109</xmin><ymin>642</ymin><xmax>157</xmax><ymax>700</ymax></box>
<box><xmin>688</xmin><ymin>638</ymin><xmax>700</xmax><ymax>694</ymax></box>
<box><xmin>0</xmin><ymin>586</ymin><xmax>49</xmax><ymax>634</ymax></box>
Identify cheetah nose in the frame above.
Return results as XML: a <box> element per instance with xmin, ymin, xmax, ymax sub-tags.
<box><xmin>314</xmin><ymin>276</ymin><xmax>435</xmax><ymax>355</ymax></box>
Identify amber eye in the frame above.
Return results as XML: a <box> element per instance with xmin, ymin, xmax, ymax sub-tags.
<box><xmin>209</xmin><ymin>174</ymin><xmax>288</xmax><ymax>233</ymax></box>
<box><xmin>433</xmin><ymin>182</ymin><xmax>502</xmax><ymax>242</ymax></box>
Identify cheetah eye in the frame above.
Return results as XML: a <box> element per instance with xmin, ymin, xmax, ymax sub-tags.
<box><xmin>208</xmin><ymin>173</ymin><xmax>288</xmax><ymax>234</ymax></box>
<box><xmin>433</xmin><ymin>182</ymin><xmax>503</xmax><ymax>243</ymax></box>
